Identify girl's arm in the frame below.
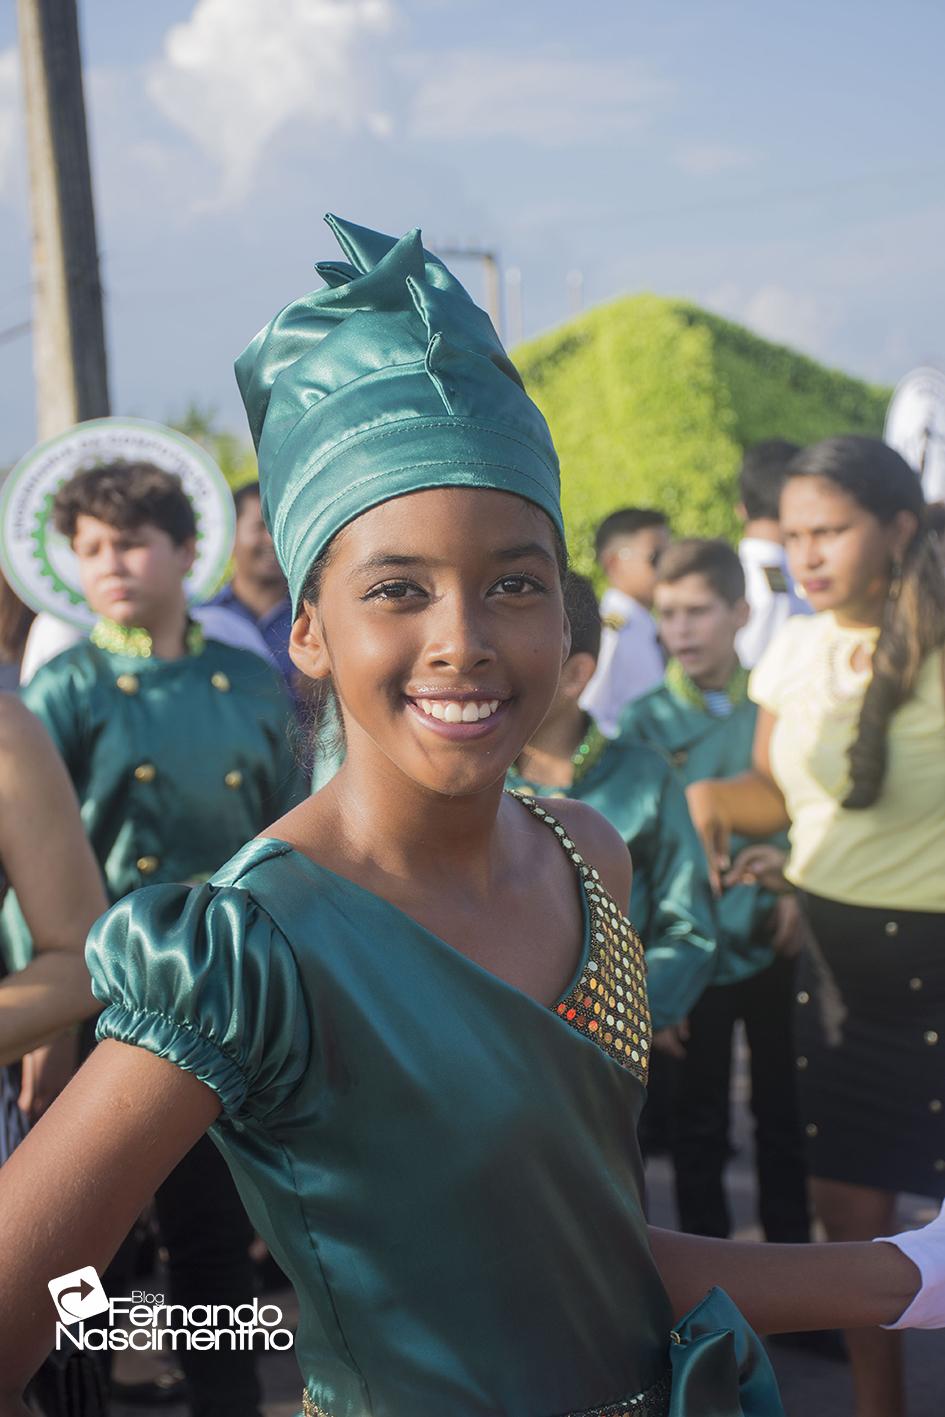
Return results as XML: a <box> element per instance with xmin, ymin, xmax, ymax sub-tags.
<box><xmin>649</xmin><ymin>1226</ymin><xmax>919</xmax><ymax>1334</ymax></box>
<box><xmin>0</xmin><ymin>698</ymin><xmax>107</xmax><ymax>1064</ymax></box>
<box><xmin>0</xmin><ymin>1039</ymin><xmax>221</xmax><ymax>1408</ymax></box>
<box><xmin>684</xmin><ymin>708</ymin><xmax>789</xmax><ymax>891</ymax></box>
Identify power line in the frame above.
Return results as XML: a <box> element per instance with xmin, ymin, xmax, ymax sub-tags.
<box><xmin>0</xmin><ymin>320</ymin><xmax>31</xmax><ymax>346</ymax></box>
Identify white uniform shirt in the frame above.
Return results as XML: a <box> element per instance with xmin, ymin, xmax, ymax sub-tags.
<box><xmin>735</xmin><ymin>536</ymin><xmax>810</xmax><ymax>670</ymax></box>
<box><xmin>580</xmin><ymin>586</ymin><xmax>665</xmax><ymax>737</ymax></box>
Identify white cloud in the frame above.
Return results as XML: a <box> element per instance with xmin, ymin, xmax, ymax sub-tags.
<box><xmin>146</xmin><ymin>0</ymin><xmax>397</xmax><ymax>205</ymax></box>
<box><xmin>407</xmin><ymin>51</ymin><xmax>672</xmax><ymax>146</ymax></box>
<box><xmin>0</xmin><ymin>48</ymin><xmax>23</xmax><ymax>205</ymax></box>
<box><xmin>705</xmin><ymin>281</ymin><xmax>838</xmax><ymax>357</ymax></box>
<box><xmin>743</xmin><ymin>284</ymin><xmax>835</xmax><ymax>352</ymax></box>
<box><xmin>675</xmin><ymin>142</ymin><xmax>757</xmax><ymax>178</ymax></box>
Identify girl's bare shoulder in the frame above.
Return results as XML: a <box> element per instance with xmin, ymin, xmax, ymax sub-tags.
<box><xmin>522</xmin><ymin>795</ymin><xmax>632</xmax><ymax>908</ymax></box>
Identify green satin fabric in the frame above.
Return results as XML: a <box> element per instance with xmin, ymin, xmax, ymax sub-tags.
<box><xmin>235</xmin><ymin>216</ymin><xmax>563</xmax><ymax>610</ymax></box>
<box><xmin>506</xmin><ymin>741</ymin><xmax>717</xmax><ymax>1030</ymax></box>
<box><xmin>14</xmin><ymin>638</ymin><xmax>301</xmax><ymax>913</ymax></box>
<box><xmin>87</xmin><ymin>822</ymin><xmax>783</xmax><ymax>1416</ymax></box>
<box><xmin>670</xmin><ymin>1288</ymin><xmax>782</xmax><ymax>1415</ymax></box>
<box><xmin>619</xmin><ymin>685</ymin><xmax>785</xmax><ymax>987</ymax></box>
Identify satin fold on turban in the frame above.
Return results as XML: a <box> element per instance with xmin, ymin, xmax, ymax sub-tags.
<box><xmin>235</xmin><ymin>214</ymin><xmax>563</xmax><ymax>609</ymax></box>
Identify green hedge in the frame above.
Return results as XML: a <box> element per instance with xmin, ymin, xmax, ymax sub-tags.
<box><xmin>513</xmin><ymin>295</ymin><xmax>890</xmax><ymax>580</ymax></box>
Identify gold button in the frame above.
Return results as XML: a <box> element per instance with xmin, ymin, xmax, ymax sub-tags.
<box><xmin>884</xmin><ymin>920</ymin><xmax>899</xmax><ymax>936</ymax></box>
<box><xmin>930</xmin><ymin>1100</ymin><xmax>943</xmax><ymax>1114</ymax></box>
<box><xmin>909</xmin><ymin>977</ymin><xmax>924</xmax><ymax>991</ymax></box>
<box><xmin>136</xmin><ymin>855</ymin><xmax>159</xmax><ymax>875</ymax></box>
<box><xmin>925</xmin><ymin>1031</ymin><xmax>940</xmax><ymax>1046</ymax></box>
<box><xmin>134</xmin><ymin>763</ymin><xmax>157</xmax><ymax>783</ymax></box>
<box><xmin>805</xmin><ymin>1123</ymin><xmax>819</xmax><ymax>1138</ymax></box>
<box><xmin>224</xmin><ymin>770</ymin><xmax>243</xmax><ymax>790</ymax></box>
<box><xmin>796</xmin><ymin>991</ymin><xmax>810</xmax><ymax>1005</ymax></box>
<box><xmin>116</xmin><ymin>674</ymin><xmax>139</xmax><ymax>695</ymax></box>
<box><xmin>796</xmin><ymin>1056</ymin><xmax>808</xmax><ymax>1069</ymax></box>
<box><xmin>936</xmin><ymin>1160</ymin><xmax>945</xmax><ymax>1174</ymax></box>
<box><xmin>210</xmin><ymin>672</ymin><xmax>231</xmax><ymax>692</ymax></box>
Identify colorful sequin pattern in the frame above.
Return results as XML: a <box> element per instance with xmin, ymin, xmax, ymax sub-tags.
<box><xmin>302</xmin><ymin>1394</ymin><xmax>331</xmax><ymax>1417</ymax></box>
<box><xmin>513</xmin><ymin>792</ymin><xmax>652</xmax><ymax>1087</ymax></box>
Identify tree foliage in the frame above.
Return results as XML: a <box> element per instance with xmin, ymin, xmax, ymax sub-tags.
<box><xmin>170</xmin><ymin>402</ymin><xmax>257</xmax><ymax>490</ymax></box>
<box><xmin>513</xmin><ymin>295</ymin><xmax>890</xmax><ymax>579</ymax></box>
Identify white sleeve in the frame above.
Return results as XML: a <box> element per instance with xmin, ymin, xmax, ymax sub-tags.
<box><xmin>19</xmin><ymin>613</ymin><xmax>84</xmax><ymax>686</ymax></box>
<box><xmin>192</xmin><ymin>606</ymin><xmax>276</xmax><ymax>665</ymax></box>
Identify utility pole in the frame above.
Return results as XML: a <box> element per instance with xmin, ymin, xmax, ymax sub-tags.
<box><xmin>505</xmin><ymin>266</ymin><xmax>523</xmax><ymax>347</ymax></box>
<box><xmin>17</xmin><ymin>0</ymin><xmax>109</xmax><ymax>440</ymax></box>
<box><xmin>438</xmin><ymin>246</ymin><xmax>503</xmax><ymax>341</ymax></box>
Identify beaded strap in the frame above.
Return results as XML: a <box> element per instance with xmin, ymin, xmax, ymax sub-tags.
<box><xmin>566</xmin><ymin>1368</ymin><xmax>672</xmax><ymax>1416</ymax></box>
<box><xmin>511</xmin><ymin>791</ymin><xmax>652</xmax><ymax>1087</ymax></box>
<box><xmin>302</xmin><ymin>1370</ymin><xmax>671</xmax><ymax>1417</ymax></box>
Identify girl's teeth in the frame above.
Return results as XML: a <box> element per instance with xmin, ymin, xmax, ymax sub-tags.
<box><xmin>417</xmin><ymin>698</ymin><xmax>503</xmax><ymax>722</ymax></box>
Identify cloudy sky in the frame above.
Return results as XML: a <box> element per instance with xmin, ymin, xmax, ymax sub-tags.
<box><xmin>0</xmin><ymin>0</ymin><xmax>942</xmax><ymax>463</ymax></box>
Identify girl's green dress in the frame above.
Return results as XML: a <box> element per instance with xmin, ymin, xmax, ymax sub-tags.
<box><xmin>86</xmin><ymin>794</ymin><xmax>784</xmax><ymax>1417</ymax></box>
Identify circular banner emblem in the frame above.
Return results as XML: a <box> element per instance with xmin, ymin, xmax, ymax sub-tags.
<box><xmin>0</xmin><ymin>418</ymin><xmax>236</xmax><ymax>628</ymax></box>
<box><xmin>884</xmin><ymin>366</ymin><xmax>945</xmax><ymax>505</ymax></box>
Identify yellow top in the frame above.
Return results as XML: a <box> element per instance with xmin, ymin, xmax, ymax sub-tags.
<box><xmin>750</xmin><ymin>612</ymin><xmax>945</xmax><ymax>911</ymax></box>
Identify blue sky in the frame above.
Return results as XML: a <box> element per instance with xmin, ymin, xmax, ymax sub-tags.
<box><xmin>0</xmin><ymin>0</ymin><xmax>942</xmax><ymax>464</ymax></box>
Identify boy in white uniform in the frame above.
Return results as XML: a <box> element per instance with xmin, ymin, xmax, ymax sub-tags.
<box><xmin>735</xmin><ymin>440</ymin><xmax>809</xmax><ymax>668</ymax></box>
<box><xmin>580</xmin><ymin>507</ymin><xmax>669</xmax><ymax>735</ymax></box>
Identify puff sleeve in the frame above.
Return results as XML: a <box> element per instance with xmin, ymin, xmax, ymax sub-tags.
<box><xmin>85</xmin><ymin>881</ymin><xmax>310</xmax><ymax>1122</ymax></box>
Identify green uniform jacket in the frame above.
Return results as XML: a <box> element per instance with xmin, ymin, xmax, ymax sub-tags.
<box><xmin>506</xmin><ymin>740</ymin><xmax>717</xmax><ymax>1030</ymax></box>
<box><xmin>619</xmin><ymin>685</ymin><xmax>784</xmax><ymax>987</ymax></box>
<box><xmin>3</xmin><ymin>638</ymin><xmax>305</xmax><ymax>971</ymax></box>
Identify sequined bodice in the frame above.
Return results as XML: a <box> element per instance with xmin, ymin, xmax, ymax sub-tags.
<box><xmin>511</xmin><ymin>791</ymin><xmax>652</xmax><ymax>1087</ymax></box>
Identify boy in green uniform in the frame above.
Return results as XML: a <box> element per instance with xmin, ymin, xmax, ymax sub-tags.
<box><xmin>16</xmin><ymin>461</ymin><xmax>306</xmax><ymax>1417</ymax></box>
<box><xmin>507</xmin><ymin>573</ymin><xmax>716</xmax><ymax>1038</ymax></box>
<box><xmin>619</xmin><ymin>539</ymin><xmax>809</xmax><ymax>1245</ymax></box>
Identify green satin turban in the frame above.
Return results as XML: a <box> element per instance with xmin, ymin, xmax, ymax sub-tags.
<box><xmin>235</xmin><ymin>214</ymin><xmax>564</xmax><ymax>611</ymax></box>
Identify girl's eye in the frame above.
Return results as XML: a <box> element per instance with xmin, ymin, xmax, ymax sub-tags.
<box><xmin>491</xmin><ymin>573</ymin><xmax>546</xmax><ymax>596</ymax></box>
<box><xmin>363</xmin><ymin>580</ymin><xmax>424</xmax><ymax>602</ymax></box>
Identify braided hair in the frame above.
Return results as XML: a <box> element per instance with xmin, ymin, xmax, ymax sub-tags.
<box><xmin>784</xmin><ymin>436</ymin><xmax>945</xmax><ymax>809</ymax></box>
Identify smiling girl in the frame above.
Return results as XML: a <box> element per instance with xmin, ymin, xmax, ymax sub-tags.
<box><xmin>0</xmin><ymin>225</ymin><xmax>942</xmax><ymax>1417</ymax></box>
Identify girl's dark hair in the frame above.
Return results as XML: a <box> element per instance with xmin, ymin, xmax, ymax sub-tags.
<box><xmin>784</xmin><ymin>436</ymin><xmax>945</xmax><ymax>809</ymax></box>
<box><xmin>562</xmin><ymin>571</ymin><xmax>601</xmax><ymax>660</ymax></box>
<box><xmin>0</xmin><ymin>567</ymin><xmax>34</xmax><ymax>667</ymax></box>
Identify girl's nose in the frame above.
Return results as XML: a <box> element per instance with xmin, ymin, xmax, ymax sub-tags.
<box><xmin>423</xmin><ymin>598</ymin><xmax>496</xmax><ymax>674</ymax></box>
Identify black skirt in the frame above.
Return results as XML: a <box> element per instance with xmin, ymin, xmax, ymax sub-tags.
<box><xmin>796</xmin><ymin>892</ymin><xmax>945</xmax><ymax>1198</ymax></box>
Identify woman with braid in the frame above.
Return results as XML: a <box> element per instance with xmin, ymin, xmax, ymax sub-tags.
<box><xmin>688</xmin><ymin>436</ymin><xmax>945</xmax><ymax>1417</ymax></box>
